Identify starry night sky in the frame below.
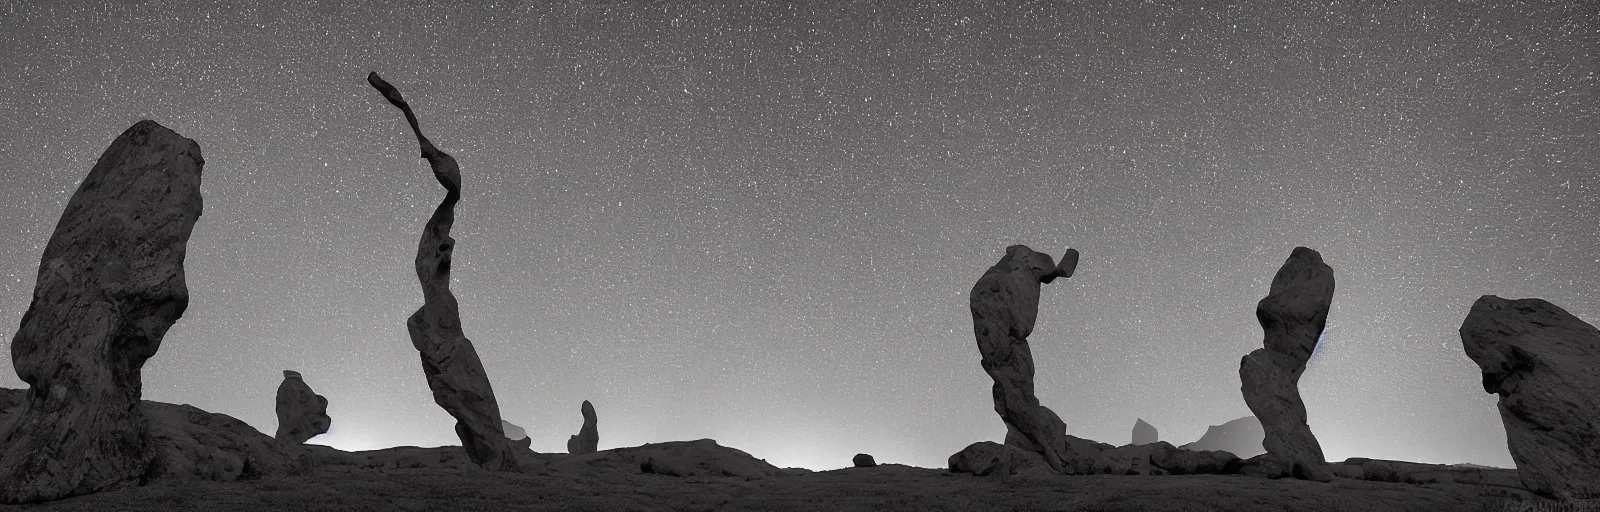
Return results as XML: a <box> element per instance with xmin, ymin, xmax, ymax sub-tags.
<box><xmin>1</xmin><ymin>0</ymin><xmax>1596</xmax><ymax>470</ymax></box>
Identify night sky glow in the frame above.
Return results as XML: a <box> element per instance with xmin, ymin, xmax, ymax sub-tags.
<box><xmin>1</xmin><ymin>1</ymin><xmax>1596</xmax><ymax>470</ymax></box>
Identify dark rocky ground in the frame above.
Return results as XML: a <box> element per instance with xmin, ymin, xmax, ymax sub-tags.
<box><xmin>0</xmin><ymin>387</ymin><xmax>1577</xmax><ymax>511</ymax></box>
<box><xmin>0</xmin><ymin>444</ymin><xmax>1559</xmax><ymax>512</ymax></box>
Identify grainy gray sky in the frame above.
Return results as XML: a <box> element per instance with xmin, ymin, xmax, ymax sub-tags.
<box><xmin>1</xmin><ymin>0</ymin><xmax>1595</xmax><ymax>470</ymax></box>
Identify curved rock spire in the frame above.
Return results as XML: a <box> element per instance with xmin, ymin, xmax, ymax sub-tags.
<box><xmin>368</xmin><ymin>72</ymin><xmax>518</xmax><ymax>471</ymax></box>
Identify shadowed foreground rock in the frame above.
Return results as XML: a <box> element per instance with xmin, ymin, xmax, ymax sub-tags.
<box><xmin>1238</xmin><ymin>247</ymin><xmax>1334</xmax><ymax>482</ymax></box>
<box><xmin>274</xmin><ymin>370</ymin><xmax>330</xmax><ymax>445</ymax></box>
<box><xmin>0</xmin><ymin>121</ymin><xmax>204</xmax><ymax>504</ymax></box>
<box><xmin>1179</xmin><ymin>416</ymin><xmax>1265</xmax><ymax>458</ymax></box>
<box><xmin>948</xmin><ymin>441</ymin><xmax>1051</xmax><ymax>477</ymax></box>
<box><xmin>966</xmin><ymin>245</ymin><xmax>1095</xmax><ymax>474</ymax></box>
<box><xmin>1132</xmin><ymin>418</ymin><xmax>1158</xmax><ymax>446</ymax></box>
<box><xmin>369</xmin><ymin>71</ymin><xmax>518</xmax><ymax>471</ymax></box>
<box><xmin>566</xmin><ymin>400</ymin><xmax>598</xmax><ymax>455</ymax></box>
<box><xmin>0</xmin><ymin>388</ymin><xmax>304</xmax><ymax>495</ymax></box>
<box><xmin>1460</xmin><ymin>296</ymin><xmax>1600</xmax><ymax>500</ymax></box>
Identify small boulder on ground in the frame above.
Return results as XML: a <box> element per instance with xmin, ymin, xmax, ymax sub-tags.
<box><xmin>853</xmin><ymin>453</ymin><xmax>877</xmax><ymax>467</ymax></box>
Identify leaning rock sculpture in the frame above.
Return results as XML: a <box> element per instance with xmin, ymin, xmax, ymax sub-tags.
<box><xmin>567</xmin><ymin>400</ymin><xmax>598</xmax><ymax>455</ymax></box>
<box><xmin>0</xmin><ymin>120</ymin><xmax>204</xmax><ymax>503</ymax></box>
<box><xmin>967</xmin><ymin>245</ymin><xmax>1096</xmax><ymax>474</ymax></box>
<box><xmin>274</xmin><ymin>370</ymin><xmax>331</xmax><ymax>445</ymax></box>
<box><xmin>1460</xmin><ymin>296</ymin><xmax>1600</xmax><ymax>500</ymax></box>
<box><xmin>1132</xmin><ymin>418</ymin><xmax>1158</xmax><ymax>446</ymax></box>
<box><xmin>369</xmin><ymin>71</ymin><xmax>519</xmax><ymax>471</ymax></box>
<box><xmin>1238</xmin><ymin>247</ymin><xmax>1334</xmax><ymax>482</ymax></box>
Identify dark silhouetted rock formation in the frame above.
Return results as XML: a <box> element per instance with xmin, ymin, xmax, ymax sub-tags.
<box><xmin>1238</xmin><ymin>247</ymin><xmax>1334</xmax><ymax>482</ymax></box>
<box><xmin>1460</xmin><ymin>296</ymin><xmax>1600</xmax><ymax>500</ymax></box>
<box><xmin>0</xmin><ymin>121</ymin><xmax>204</xmax><ymax>504</ymax></box>
<box><xmin>967</xmin><ymin>245</ymin><xmax>1096</xmax><ymax>474</ymax></box>
<box><xmin>368</xmin><ymin>71</ymin><xmax>518</xmax><ymax>472</ymax></box>
<box><xmin>1132</xmin><ymin>418</ymin><xmax>1158</xmax><ymax>446</ymax></box>
<box><xmin>567</xmin><ymin>400</ymin><xmax>598</xmax><ymax>455</ymax></box>
<box><xmin>1180</xmin><ymin>416</ymin><xmax>1265</xmax><ymax>458</ymax></box>
<box><xmin>853</xmin><ymin>453</ymin><xmax>877</xmax><ymax>467</ymax></box>
<box><xmin>274</xmin><ymin>370</ymin><xmax>330</xmax><ymax>445</ymax></box>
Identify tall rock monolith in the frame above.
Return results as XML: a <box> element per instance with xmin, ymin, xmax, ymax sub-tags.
<box><xmin>1238</xmin><ymin>247</ymin><xmax>1334</xmax><ymax>482</ymax></box>
<box><xmin>567</xmin><ymin>400</ymin><xmax>598</xmax><ymax>454</ymax></box>
<box><xmin>274</xmin><ymin>370</ymin><xmax>330</xmax><ymax>445</ymax></box>
<box><xmin>1461</xmin><ymin>296</ymin><xmax>1600</xmax><ymax>500</ymax></box>
<box><xmin>369</xmin><ymin>71</ymin><xmax>519</xmax><ymax>471</ymax></box>
<box><xmin>0</xmin><ymin>120</ymin><xmax>204</xmax><ymax>503</ymax></box>
<box><xmin>966</xmin><ymin>245</ymin><xmax>1096</xmax><ymax>474</ymax></box>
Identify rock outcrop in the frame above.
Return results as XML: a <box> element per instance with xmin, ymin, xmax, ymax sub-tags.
<box><xmin>948</xmin><ymin>441</ymin><xmax>1051</xmax><ymax>477</ymax></box>
<box><xmin>1097</xmin><ymin>442</ymin><xmax>1243</xmax><ymax>476</ymax></box>
<box><xmin>0</xmin><ymin>120</ymin><xmax>204</xmax><ymax>504</ymax></box>
<box><xmin>369</xmin><ymin>71</ymin><xmax>518</xmax><ymax>471</ymax></box>
<box><xmin>1132</xmin><ymin>418</ymin><xmax>1158</xmax><ymax>446</ymax></box>
<box><xmin>1179</xmin><ymin>416</ymin><xmax>1265</xmax><ymax>458</ymax></box>
<box><xmin>1238</xmin><ymin>247</ymin><xmax>1334</xmax><ymax>482</ymax></box>
<box><xmin>274</xmin><ymin>370</ymin><xmax>330</xmax><ymax>445</ymax></box>
<box><xmin>145</xmin><ymin>401</ymin><xmax>308</xmax><ymax>482</ymax></box>
<box><xmin>1460</xmin><ymin>296</ymin><xmax>1600</xmax><ymax>500</ymax></box>
<box><xmin>968</xmin><ymin>245</ymin><xmax>1096</xmax><ymax>474</ymax></box>
<box><xmin>615</xmin><ymin>440</ymin><xmax>780</xmax><ymax>479</ymax></box>
<box><xmin>0</xmin><ymin>387</ymin><xmax>305</xmax><ymax>493</ymax></box>
<box><xmin>853</xmin><ymin>453</ymin><xmax>877</xmax><ymax>467</ymax></box>
<box><xmin>567</xmin><ymin>400</ymin><xmax>598</xmax><ymax>455</ymax></box>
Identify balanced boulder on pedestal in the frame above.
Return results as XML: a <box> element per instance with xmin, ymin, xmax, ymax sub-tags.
<box><xmin>274</xmin><ymin>370</ymin><xmax>330</xmax><ymax>445</ymax></box>
<box><xmin>369</xmin><ymin>71</ymin><xmax>519</xmax><ymax>472</ymax></box>
<box><xmin>1460</xmin><ymin>296</ymin><xmax>1600</xmax><ymax>500</ymax></box>
<box><xmin>0</xmin><ymin>120</ymin><xmax>204</xmax><ymax>504</ymax></box>
<box><xmin>1238</xmin><ymin>247</ymin><xmax>1334</xmax><ymax>482</ymax></box>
